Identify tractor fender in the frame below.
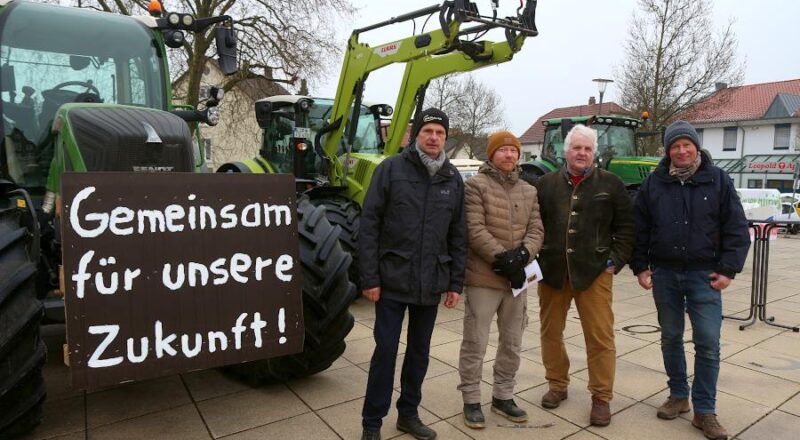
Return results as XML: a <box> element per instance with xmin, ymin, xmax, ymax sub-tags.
<box><xmin>216</xmin><ymin>157</ymin><xmax>274</xmax><ymax>174</ymax></box>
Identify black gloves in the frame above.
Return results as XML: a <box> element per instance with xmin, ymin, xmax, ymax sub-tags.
<box><xmin>492</xmin><ymin>245</ymin><xmax>530</xmax><ymax>280</ymax></box>
<box><xmin>508</xmin><ymin>269</ymin><xmax>526</xmax><ymax>289</ymax></box>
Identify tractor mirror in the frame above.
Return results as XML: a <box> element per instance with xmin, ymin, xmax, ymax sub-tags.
<box><xmin>561</xmin><ymin>118</ymin><xmax>574</xmax><ymax>139</ymax></box>
<box><xmin>1</xmin><ymin>64</ymin><xmax>15</xmax><ymax>92</ymax></box>
<box><xmin>215</xmin><ymin>27</ymin><xmax>238</xmax><ymax>75</ymax></box>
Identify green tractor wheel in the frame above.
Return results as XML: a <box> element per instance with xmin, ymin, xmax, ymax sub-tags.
<box><xmin>310</xmin><ymin>196</ymin><xmax>361</xmax><ymax>292</ymax></box>
<box><xmin>223</xmin><ymin>196</ymin><xmax>357</xmax><ymax>383</ymax></box>
<box><xmin>519</xmin><ymin>163</ymin><xmax>549</xmax><ymax>186</ymax></box>
<box><xmin>0</xmin><ymin>207</ymin><xmax>46</xmax><ymax>440</ymax></box>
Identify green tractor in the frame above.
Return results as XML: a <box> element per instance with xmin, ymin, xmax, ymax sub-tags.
<box><xmin>219</xmin><ymin>0</ymin><xmax>541</xmax><ymax>291</ymax></box>
<box><xmin>520</xmin><ymin>114</ymin><xmax>660</xmax><ymax>194</ymax></box>
<box><xmin>0</xmin><ymin>2</ymin><xmax>353</xmax><ymax>437</ymax></box>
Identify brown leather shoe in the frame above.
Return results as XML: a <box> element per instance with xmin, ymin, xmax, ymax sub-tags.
<box><xmin>657</xmin><ymin>396</ymin><xmax>691</xmax><ymax>420</ymax></box>
<box><xmin>590</xmin><ymin>397</ymin><xmax>611</xmax><ymax>426</ymax></box>
<box><xmin>541</xmin><ymin>389</ymin><xmax>568</xmax><ymax>409</ymax></box>
<box><xmin>692</xmin><ymin>413</ymin><xmax>729</xmax><ymax>440</ymax></box>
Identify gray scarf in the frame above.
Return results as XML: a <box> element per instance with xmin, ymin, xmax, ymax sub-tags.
<box><xmin>669</xmin><ymin>154</ymin><xmax>702</xmax><ymax>182</ymax></box>
<box><xmin>418</xmin><ymin>149</ymin><xmax>446</xmax><ymax>176</ymax></box>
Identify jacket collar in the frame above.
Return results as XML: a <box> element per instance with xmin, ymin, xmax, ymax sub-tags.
<box><xmin>403</xmin><ymin>143</ymin><xmax>457</xmax><ymax>179</ymax></box>
<box><xmin>560</xmin><ymin>164</ymin><xmax>594</xmax><ymax>183</ymax></box>
<box><xmin>479</xmin><ymin>161</ymin><xmax>519</xmax><ymax>184</ymax></box>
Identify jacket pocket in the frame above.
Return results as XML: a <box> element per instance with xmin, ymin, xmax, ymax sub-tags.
<box><xmin>379</xmin><ymin>249</ymin><xmax>413</xmax><ymax>294</ymax></box>
<box><xmin>435</xmin><ymin>254</ymin><xmax>453</xmax><ymax>293</ymax></box>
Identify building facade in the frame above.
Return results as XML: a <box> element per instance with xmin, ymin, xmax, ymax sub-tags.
<box><xmin>681</xmin><ymin>80</ymin><xmax>800</xmax><ymax>192</ymax></box>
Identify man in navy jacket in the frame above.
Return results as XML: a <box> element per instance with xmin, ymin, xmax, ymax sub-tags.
<box><xmin>631</xmin><ymin>120</ymin><xmax>750</xmax><ymax>440</ymax></box>
<box><xmin>359</xmin><ymin>108</ymin><xmax>467</xmax><ymax>440</ymax></box>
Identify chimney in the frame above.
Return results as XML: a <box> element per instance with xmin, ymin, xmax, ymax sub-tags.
<box><xmin>715</xmin><ymin>82</ymin><xmax>728</xmax><ymax>91</ymax></box>
<box><xmin>588</xmin><ymin>96</ymin><xmax>596</xmax><ymax>105</ymax></box>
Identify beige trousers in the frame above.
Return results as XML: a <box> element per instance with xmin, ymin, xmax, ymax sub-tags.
<box><xmin>457</xmin><ymin>285</ymin><xmax>528</xmax><ymax>403</ymax></box>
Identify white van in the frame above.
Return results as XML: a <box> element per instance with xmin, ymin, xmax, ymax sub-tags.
<box><xmin>450</xmin><ymin>158</ymin><xmax>483</xmax><ymax>180</ymax></box>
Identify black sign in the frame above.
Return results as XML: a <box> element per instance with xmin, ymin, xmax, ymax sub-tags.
<box><xmin>61</xmin><ymin>172</ymin><xmax>303</xmax><ymax>391</ymax></box>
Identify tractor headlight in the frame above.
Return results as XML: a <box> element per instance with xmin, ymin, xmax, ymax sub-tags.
<box><xmin>210</xmin><ymin>86</ymin><xmax>224</xmax><ymax>102</ymax></box>
<box><xmin>165</xmin><ymin>30</ymin><xmax>185</xmax><ymax>48</ymax></box>
<box><xmin>206</xmin><ymin>106</ymin><xmax>220</xmax><ymax>126</ymax></box>
<box><xmin>167</xmin><ymin>12</ymin><xmax>180</xmax><ymax>26</ymax></box>
<box><xmin>181</xmin><ymin>14</ymin><xmax>194</xmax><ymax>28</ymax></box>
<box><xmin>382</xmin><ymin>105</ymin><xmax>393</xmax><ymax>116</ymax></box>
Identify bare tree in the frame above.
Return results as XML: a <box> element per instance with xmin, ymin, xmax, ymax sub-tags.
<box><xmin>62</xmin><ymin>0</ymin><xmax>353</xmax><ymax>107</ymax></box>
<box><xmin>425</xmin><ymin>74</ymin><xmax>505</xmax><ymax>159</ymax></box>
<box><xmin>616</xmin><ymin>0</ymin><xmax>744</xmax><ymax>131</ymax></box>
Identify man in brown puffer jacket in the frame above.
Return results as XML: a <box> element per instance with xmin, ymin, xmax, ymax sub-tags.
<box><xmin>457</xmin><ymin>130</ymin><xmax>544</xmax><ymax>429</ymax></box>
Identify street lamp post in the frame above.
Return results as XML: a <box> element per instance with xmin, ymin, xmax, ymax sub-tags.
<box><xmin>593</xmin><ymin>78</ymin><xmax>614</xmax><ymax>115</ymax></box>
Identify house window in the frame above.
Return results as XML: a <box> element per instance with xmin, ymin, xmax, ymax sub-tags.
<box><xmin>696</xmin><ymin>128</ymin><xmax>704</xmax><ymax>146</ymax></box>
<box><xmin>723</xmin><ymin>127</ymin><xmax>737</xmax><ymax>151</ymax></box>
<box><xmin>774</xmin><ymin>124</ymin><xmax>790</xmax><ymax>150</ymax></box>
<box><xmin>747</xmin><ymin>179</ymin><xmax>763</xmax><ymax>189</ymax></box>
<box><xmin>522</xmin><ymin>152</ymin><xmax>531</xmax><ymax>161</ymax></box>
<box><xmin>766</xmin><ymin>179</ymin><xmax>793</xmax><ymax>191</ymax></box>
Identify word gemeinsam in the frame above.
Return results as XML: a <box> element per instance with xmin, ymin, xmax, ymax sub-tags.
<box><xmin>70</xmin><ymin>186</ymin><xmax>292</xmax><ymax>238</ymax></box>
<box><xmin>61</xmin><ymin>173</ymin><xmax>303</xmax><ymax>391</ymax></box>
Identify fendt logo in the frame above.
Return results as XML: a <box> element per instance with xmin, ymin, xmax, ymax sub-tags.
<box><xmin>375</xmin><ymin>41</ymin><xmax>401</xmax><ymax>57</ymax></box>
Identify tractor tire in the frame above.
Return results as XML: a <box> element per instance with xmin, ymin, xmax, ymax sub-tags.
<box><xmin>224</xmin><ymin>197</ymin><xmax>357</xmax><ymax>384</ymax></box>
<box><xmin>310</xmin><ymin>196</ymin><xmax>361</xmax><ymax>292</ymax></box>
<box><xmin>519</xmin><ymin>164</ymin><xmax>546</xmax><ymax>186</ymax></box>
<box><xmin>0</xmin><ymin>208</ymin><xmax>46</xmax><ymax>440</ymax></box>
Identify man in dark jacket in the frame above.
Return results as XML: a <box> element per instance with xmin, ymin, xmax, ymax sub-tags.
<box><xmin>535</xmin><ymin>124</ymin><xmax>634</xmax><ymax>427</ymax></box>
<box><xmin>631</xmin><ymin>120</ymin><xmax>750</xmax><ymax>440</ymax></box>
<box><xmin>359</xmin><ymin>108</ymin><xmax>467</xmax><ymax>440</ymax></box>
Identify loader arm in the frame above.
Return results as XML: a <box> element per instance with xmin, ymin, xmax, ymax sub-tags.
<box><xmin>384</xmin><ymin>33</ymin><xmax>527</xmax><ymax>156</ymax></box>
<box><xmin>321</xmin><ymin>0</ymin><xmax>538</xmax><ymax>185</ymax></box>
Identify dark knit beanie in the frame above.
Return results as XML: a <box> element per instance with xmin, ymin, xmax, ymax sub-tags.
<box><xmin>412</xmin><ymin>108</ymin><xmax>449</xmax><ymax>140</ymax></box>
<box><xmin>663</xmin><ymin>120</ymin><xmax>701</xmax><ymax>152</ymax></box>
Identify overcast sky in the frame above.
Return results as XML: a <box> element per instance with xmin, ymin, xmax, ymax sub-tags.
<box><xmin>314</xmin><ymin>0</ymin><xmax>800</xmax><ymax>136</ymax></box>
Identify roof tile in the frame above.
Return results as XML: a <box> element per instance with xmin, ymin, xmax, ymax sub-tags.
<box><xmin>680</xmin><ymin>79</ymin><xmax>800</xmax><ymax>124</ymax></box>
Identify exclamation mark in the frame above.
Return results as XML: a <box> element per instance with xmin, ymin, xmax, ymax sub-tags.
<box><xmin>278</xmin><ymin>308</ymin><xmax>286</xmax><ymax>344</ymax></box>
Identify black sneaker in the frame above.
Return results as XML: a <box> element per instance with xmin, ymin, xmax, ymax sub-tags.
<box><xmin>396</xmin><ymin>416</ymin><xmax>437</xmax><ymax>440</ymax></box>
<box><xmin>361</xmin><ymin>428</ymin><xmax>381</xmax><ymax>440</ymax></box>
<box><xmin>463</xmin><ymin>403</ymin><xmax>486</xmax><ymax>429</ymax></box>
<box><xmin>491</xmin><ymin>397</ymin><xmax>528</xmax><ymax>423</ymax></box>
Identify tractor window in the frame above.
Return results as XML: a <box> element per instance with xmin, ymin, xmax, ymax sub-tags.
<box><xmin>262</xmin><ymin>112</ymin><xmax>295</xmax><ymax>174</ymax></box>
<box><xmin>541</xmin><ymin>126</ymin><xmax>565</xmax><ymax>165</ymax></box>
<box><xmin>308</xmin><ymin>99</ymin><xmax>382</xmax><ymax>155</ymax></box>
<box><xmin>542</xmin><ymin>123</ymin><xmax>637</xmax><ymax>167</ymax></box>
<box><xmin>0</xmin><ymin>1</ymin><xmax>166</xmax><ymax>188</ymax></box>
<box><xmin>594</xmin><ymin>124</ymin><xmax>636</xmax><ymax>160</ymax></box>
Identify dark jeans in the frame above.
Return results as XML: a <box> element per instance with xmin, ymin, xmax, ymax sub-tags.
<box><xmin>652</xmin><ymin>268</ymin><xmax>722</xmax><ymax>414</ymax></box>
<box><xmin>362</xmin><ymin>297</ymin><xmax>438</xmax><ymax>430</ymax></box>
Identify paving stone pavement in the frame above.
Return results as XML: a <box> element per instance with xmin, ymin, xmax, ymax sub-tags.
<box><xmin>18</xmin><ymin>237</ymin><xmax>800</xmax><ymax>440</ymax></box>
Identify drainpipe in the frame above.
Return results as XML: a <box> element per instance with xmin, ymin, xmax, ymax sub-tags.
<box><xmin>738</xmin><ymin>122</ymin><xmax>747</xmax><ymax>187</ymax></box>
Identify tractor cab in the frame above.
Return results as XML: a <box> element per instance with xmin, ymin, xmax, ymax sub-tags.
<box><xmin>1</xmin><ymin>1</ymin><xmax>168</xmax><ymax>189</ymax></box>
<box><xmin>540</xmin><ymin>115</ymin><xmax>642</xmax><ymax>168</ymax></box>
<box><xmin>521</xmin><ymin>114</ymin><xmax>659</xmax><ymax>190</ymax></box>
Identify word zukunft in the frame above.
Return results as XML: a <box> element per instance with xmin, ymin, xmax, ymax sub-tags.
<box><xmin>87</xmin><ymin>312</ymin><xmax>281</xmax><ymax>368</ymax></box>
<box><xmin>69</xmin><ymin>186</ymin><xmax>292</xmax><ymax>238</ymax></box>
